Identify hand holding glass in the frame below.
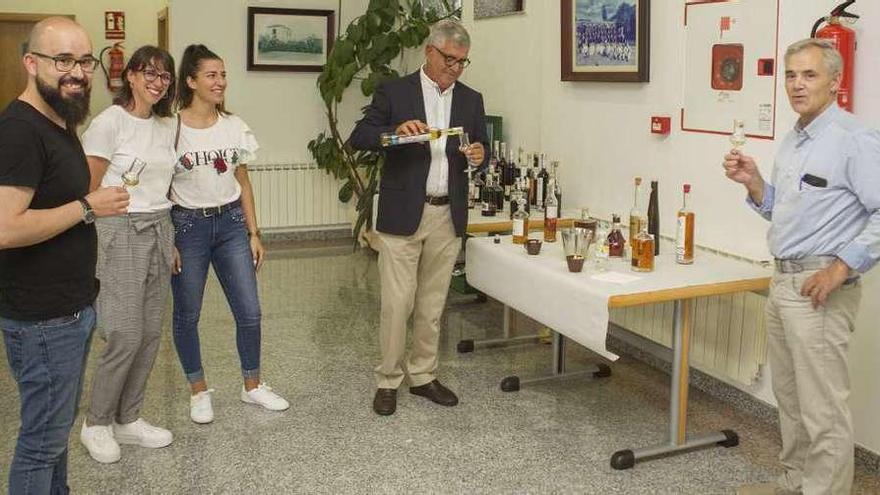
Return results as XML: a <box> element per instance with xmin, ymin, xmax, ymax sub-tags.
<box><xmin>122</xmin><ymin>157</ymin><xmax>147</xmax><ymax>188</ymax></box>
<box><xmin>730</xmin><ymin>119</ymin><xmax>747</xmax><ymax>150</ymax></box>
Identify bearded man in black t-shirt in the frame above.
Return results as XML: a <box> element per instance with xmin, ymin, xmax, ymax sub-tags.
<box><xmin>0</xmin><ymin>17</ymin><xmax>129</xmax><ymax>494</ymax></box>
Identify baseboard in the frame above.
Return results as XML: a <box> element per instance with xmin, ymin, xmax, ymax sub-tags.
<box><xmin>606</xmin><ymin>324</ymin><xmax>880</xmax><ymax>474</ymax></box>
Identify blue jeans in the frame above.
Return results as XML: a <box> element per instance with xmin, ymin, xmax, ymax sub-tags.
<box><xmin>1</xmin><ymin>305</ymin><xmax>95</xmax><ymax>495</ymax></box>
<box><xmin>170</xmin><ymin>202</ymin><xmax>261</xmax><ymax>384</ymax></box>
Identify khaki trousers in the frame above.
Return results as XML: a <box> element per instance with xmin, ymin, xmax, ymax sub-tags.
<box><xmin>374</xmin><ymin>204</ymin><xmax>461</xmax><ymax>389</ymax></box>
<box><xmin>766</xmin><ymin>269</ymin><xmax>861</xmax><ymax>495</ymax></box>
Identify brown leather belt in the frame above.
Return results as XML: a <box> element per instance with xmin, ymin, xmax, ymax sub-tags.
<box><xmin>425</xmin><ymin>195</ymin><xmax>450</xmax><ymax>206</ymax></box>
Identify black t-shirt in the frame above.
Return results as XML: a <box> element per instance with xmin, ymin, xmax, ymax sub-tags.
<box><xmin>0</xmin><ymin>100</ymin><xmax>98</xmax><ymax>321</ymax></box>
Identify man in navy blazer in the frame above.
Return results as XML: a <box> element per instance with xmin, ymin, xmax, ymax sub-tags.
<box><xmin>349</xmin><ymin>19</ymin><xmax>487</xmax><ymax>416</ymax></box>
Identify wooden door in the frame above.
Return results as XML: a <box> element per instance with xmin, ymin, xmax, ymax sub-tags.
<box><xmin>0</xmin><ymin>14</ymin><xmax>74</xmax><ymax>110</ymax></box>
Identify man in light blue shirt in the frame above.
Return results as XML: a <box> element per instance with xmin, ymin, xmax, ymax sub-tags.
<box><xmin>724</xmin><ymin>38</ymin><xmax>880</xmax><ymax>495</ymax></box>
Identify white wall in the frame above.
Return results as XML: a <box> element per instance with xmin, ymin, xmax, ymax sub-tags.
<box><xmin>463</xmin><ymin>0</ymin><xmax>880</xmax><ymax>453</ymax></box>
<box><xmin>168</xmin><ymin>0</ymin><xmax>376</xmax><ymax>165</ymax></box>
<box><xmin>3</xmin><ymin>0</ymin><xmax>169</xmax><ymax>124</ymax></box>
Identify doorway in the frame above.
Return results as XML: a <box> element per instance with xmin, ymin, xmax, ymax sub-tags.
<box><xmin>0</xmin><ymin>13</ymin><xmax>73</xmax><ymax>110</ymax></box>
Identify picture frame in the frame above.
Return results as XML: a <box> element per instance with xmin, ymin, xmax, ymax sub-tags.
<box><xmin>560</xmin><ymin>0</ymin><xmax>650</xmax><ymax>82</ymax></box>
<box><xmin>474</xmin><ymin>0</ymin><xmax>525</xmax><ymax>20</ymax></box>
<box><xmin>247</xmin><ymin>7</ymin><xmax>334</xmax><ymax>73</ymax></box>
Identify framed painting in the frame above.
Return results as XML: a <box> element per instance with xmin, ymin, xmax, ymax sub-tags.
<box><xmin>561</xmin><ymin>0</ymin><xmax>650</xmax><ymax>82</ymax></box>
<box><xmin>474</xmin><ymin>0</ymin><xmax>525</xmax><ymax>20</ymax></box>
<box><xmin>247</xmin><ymin>7</ymin><xmax>334</xmax><ymax>73</ymax></box>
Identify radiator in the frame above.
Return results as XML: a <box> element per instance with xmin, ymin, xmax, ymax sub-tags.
<box><xmin>609</xmin><ymin>247</ymin><xmax>769</xmax><ymax>386</ymax></box>
<box><xmin>247</xmin><ymin>163</ymin><xmax>350</xmax><ymax>231</ymax></box>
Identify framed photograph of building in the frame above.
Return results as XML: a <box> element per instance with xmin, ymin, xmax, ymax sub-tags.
<box><xmin>247</xmin><ymin>7</ymin><xmax>335</xmax><ymax>73</ymax></box>
<box><xmin>560</xmin><ymin>0</ymin><xmax>650</xmax><ymax>82</ymax></box>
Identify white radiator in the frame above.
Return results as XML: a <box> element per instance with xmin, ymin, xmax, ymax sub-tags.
<box><xmin>609</xmin><ymin>247</ymin><xmax>770</xmax><ymax>386</ymax></box>
<box><xmin>247</xmin><ymin>163</ymin><xmax>350</xmax><ymax>231</ymax></box>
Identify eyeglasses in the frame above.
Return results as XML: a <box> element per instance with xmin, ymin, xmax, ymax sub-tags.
<box><xmin>141</xmin><ymin>68</ymin><xmax>173</xmax><ymax>85</ymax></box>
<box><xmin>30</xmin><ymin>52</ymin><xmax>98</xmax><ymax>73</ymax></box>
<box><xmin>430</xmin><ymin>45</ymin><xmax>471</xmax><ymax>69</ymax></box>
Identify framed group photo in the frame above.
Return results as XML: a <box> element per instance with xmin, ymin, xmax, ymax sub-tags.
<box><xmin>560</xmin><ymin>0</ymin><xmax>650</xmax><ymax>82</ymax></box>
<box><xmin>247</xmin><ymin>7</ymin><xmax>335</xmax><ymax>73</ymax></box>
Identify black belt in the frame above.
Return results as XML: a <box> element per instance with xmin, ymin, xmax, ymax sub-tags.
<box><xmin>425</xmin><ymin>195</ymin><xmax>449</xmax><ymax>206</ymax></box>
<box><xmin>774</xmin><ymin>256</ymin><xmax>860</xmax><ymax>285</ymax></box>
<box><xmin>172</xmin><ymin>200</ymin><xmax>240</xmax><ymax>217</ymax></box>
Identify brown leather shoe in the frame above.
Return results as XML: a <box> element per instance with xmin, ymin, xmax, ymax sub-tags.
<box><xmin>373</xmin><ymin>388</ymin><xmax>397</xmax><ymax>416</ymax></box>
<box><xmin>409</xmin><ymin>380</ymin><xmax>458</xmax><ymax>406</ymax></box>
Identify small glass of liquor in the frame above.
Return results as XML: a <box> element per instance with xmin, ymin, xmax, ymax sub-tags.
<box><xmin>730</xmin><ymin>119</ymin><xmax>747</xmax><ymax>150</ymax></box>
<box><xmin>561</xmin><ymin>227</ymin><xmax>593</xmax><ymax>273</ymax></box>
<box><xmin>458</xmin><ymin>132</ymin><xmax>470</xmax><ymax>154</ymax></box>
<box><xmin>122</xmin><ymin>157</ymin><xmax>147</xmax><ymax>188</ymax></box>
<box><xmin>525</xmin><ymin>238</ymin><xmax>542</xmax><ymax>255</ymax></box>
<box><xmin>631</xmin><ymin>226</ymin><xmax>655</xmax><ymax>272</ymax></box>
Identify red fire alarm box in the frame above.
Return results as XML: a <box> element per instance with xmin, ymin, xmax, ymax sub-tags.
<box><xmin>651</xmin><ymin>116</ymin><xmax>671</xmax><ymax>135</ymax></box>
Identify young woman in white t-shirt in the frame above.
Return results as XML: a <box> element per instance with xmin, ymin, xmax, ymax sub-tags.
<box><xmin>170</xmin><ymin>44</ymin><xmax>288</xmax><ymax>423</ymax></box>
<box><xmin>80</xmin><ymin>45</ymin><xmax>176</xmax><ymax>464</ymax></box>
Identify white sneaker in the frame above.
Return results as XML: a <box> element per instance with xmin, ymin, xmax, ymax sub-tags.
<box><xmin>240</xmin><ymin>383</ymin><xmax>289</xmax><ymax>411</ymax></box>
<box><xmin>80</xmin><ymin>421</ymin><xmax>121</xmax><ymax>464</ymax></box>
<box><xmin>190</xmin><ymin>389</ymin><xmax>215</xmax><ymax>424</ymax></box>
<box><xmin>113</xmin><ymin>418</ymin><xmax>173</xmax><ymax>448</ymax></box>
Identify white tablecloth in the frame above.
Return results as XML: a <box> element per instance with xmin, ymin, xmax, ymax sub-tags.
<box><xmin>465</xmin><ymin>236</ymin><xmax>771</xmax><ymax>361</ymax></box>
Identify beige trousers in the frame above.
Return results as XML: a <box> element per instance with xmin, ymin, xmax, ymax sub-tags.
<box><xmin>766</xmin><ymin>269</ymin><xmax>861</xmax><ymax>495</ymax></box>
<box><xmin>374</xmin><ymin>204</ymin><xmax>461</xmax><ymax>389</ymax></box>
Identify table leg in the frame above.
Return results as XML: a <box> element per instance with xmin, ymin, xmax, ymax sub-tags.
<box><xmin>457</xmin><ymin>305</ymin><xmax>541</xmax><ymax>353</ymax></box>
<box><xmin>610</xmin><ymin>299</ymin><xmax>739</xmax><ymax>470</ymax></box>
<box><xmin>501</xmin><ymin>331</ymin><xmax>612</xmax><ymax>392</ymax></box>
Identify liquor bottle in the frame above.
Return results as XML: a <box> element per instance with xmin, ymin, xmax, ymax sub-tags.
<box><xmin>490</xmin><ymin>171</ymin><xmax>505</xmax><ymax>212</ymax></box>
<box><xmin>544</xmin><ymin>178</ymin><xmax>559</xmax><ymax>242</ymax></box>
<box><xmin>527</xmin><ymin>154</ymin><xmax>537</xmax><ymax>207</ymax></box>
<box><xmin>676</xmin><ymin>183</ymin><xmax>695</xmax><ymax>264</ymax></box>
<box><xmin>490</xmin><ymin>140</ymin><xmax>500</xmax><ymax>174</ymax></box>
<box><xmin>472</xmin><ymin>169</ymin><xmax>484</xmax><ymax>207</ymax></box>
<box><xmin>594</xmin><ymin>222</ymin><xmax>610</xmax><ymax>271</ymax></box>
<box><xmin>629</xmin><ymin>176</ymin><xmax>643</xmax><ymax>253</ymax></box>
<box><xmin>500</xmin><ymin>142</ymin><xmax>512</xmax><ymax>201</ymax></box>
<box><xmin>631</xmin><ymin>225</ymin><xmax>655</xmax><ymax>272</ymax></box>
<box><xmin>537</xmin><ymin>153</ymin><xmax>549</xmax><ymax>211</ymax></box>
<box><xmin>551</xmin><ymin>161</ymin><xmax>563</xmax><ymax>213</ymax></box>
<box><xmin>509</xmin><ymin>182</ymin><xmax>523</xmax><ymax>220</ymax></box>
<box><xmin>607</xmin><ymin>214</ymin><xmax>626</xmax><ymax>258</ymax></box>
<box><xmin>380</xmin><ymin>126</ymin><xmax>464</xmax><ymax>147</ymax></box>
<box><xmin>647</xmin><ymin>180</ymin><xmax>660</xmax><ymax>255</ymax></box>
<box><xmin>481</xmin><ymin>175</ymin><xmax>497</xmax><ymax>217</ymax></box>
<box><xmin>519</xmin><ymin>177</ymin><xmax>531</xmax><ymax>216</ymax></box>
<box><xmin>512</xmin><ymin>198</ymin><xmax>529</xmax><ymax>245</ymax></box>
<box><xmin>467</xmin><ymin>169</ymin><xmax>476</xmax><ymax>209</ymax></box>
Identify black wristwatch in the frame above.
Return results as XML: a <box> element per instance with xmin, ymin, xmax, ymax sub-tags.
<box><xmin>78</xmin><ymin>198</ymin><xmax>95</xmax><ymax>224</ymax></box>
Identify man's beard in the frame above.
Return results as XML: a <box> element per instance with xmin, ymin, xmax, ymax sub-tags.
<box><xmin>36</xmin><ymin>74</ymin><xmax>91</xmax><ymax>126</ymax></box>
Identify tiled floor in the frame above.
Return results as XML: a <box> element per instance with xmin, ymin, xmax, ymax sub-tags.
<box><xmin>1</xmin><ymin>241</ymin><xmax>878</xmax><ymax>494</ymax></box>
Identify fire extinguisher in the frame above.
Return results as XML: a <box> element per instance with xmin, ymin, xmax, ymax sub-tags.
<box><xmin>99</xmin><ymin>42</ymin><xmax>125</xmax><ymax>92</ymax></box>
<box><xmin>811</xmin><ymin>0</ymin><xmax>859</xmax><ymax>112</ymax></box>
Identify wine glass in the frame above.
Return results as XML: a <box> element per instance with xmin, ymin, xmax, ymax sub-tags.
<box><xmin>458</xmin><ymin>132</ymin><xmax>470</xmax><ymax>154</ymax></box>
<box><xmin>122</xmin><ymin>157</ymin><xmax>147</xmax><ymax>188</ymax></box>
<box><xmin>730</xmin><ymin>119</ymin><xmax>747</xmax><ymax>150</ymax></box>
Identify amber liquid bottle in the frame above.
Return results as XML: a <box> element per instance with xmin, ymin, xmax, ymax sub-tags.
<box><xmin>631</xmin><ymin>226</ymin><xmax>655</xmax><ymax>272</ymax></box>
<box><xmin>676</xmin><ymin>183</ymin><xmax>695</xmax><ymax>264</ymax></box>
<box><xmin>543</xmin><ymin>178</ymin><xmax>559</xmax><ymax>242</ymax></box>
<box><xmin>629</xmin><ymin>176</ymin><xmax>643</xmax><ymax>256</ymax></box>
<box><xmin>512</xmin><ymin>199</ymin><xmax>529</xmax><ymax>245</ymax></box>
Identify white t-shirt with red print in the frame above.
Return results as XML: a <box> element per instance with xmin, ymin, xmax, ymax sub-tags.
<box><xmin>170</xmin><ymin>112</ymin><xmax>259</xmax><ymax>209</ymax></box>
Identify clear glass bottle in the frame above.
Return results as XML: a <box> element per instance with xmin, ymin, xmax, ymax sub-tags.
<box><xmin>536</xmin><ymin>153</ymin><xmax>549</xmax><ymax>211</ymax></box>
<box><xmin>379</xmin><ymin>126</ymin><xmax>464</xmax><ymax>147</ymax></box>
<box><xmin>512</xmin><ymin>198</ymin><xmax>529</xmax><ymax>245</ymax></box>
<box><xmin>607</xmin><ymin>214</ymin><xmax>626</xmax><ymax>258</ymax></box>
<box><xmin>481</xmin><ymin>175</ymin><xmax>497</xmax><ymax>217</ymax></box>
<box><xmin>544</xmin><ymin>178</ymin><xmax>559</xmax><ymax>243</ymax></box>
<box><xmin>629</xmin><ymin>176</ymin><xmax>643</xmax><ymax>255</ymax></box>
<box><xmin>632</xmin><ymin>225</ymin><xmax>655</xmax><ymax>272</ymax></box>
<box><xmin>676</xmin><ymin>183</ymin><xmax>695</xmax><ymax>265</ymax></box>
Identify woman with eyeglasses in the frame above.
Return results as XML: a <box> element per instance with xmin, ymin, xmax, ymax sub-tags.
<box><xmin>169</xmin><ymin>44</ymin><xmax>288</xmax><ymax>425</ymax></box>
<box><xmin>78</xmin><ymin>45</ymin><xmax>177</xmax><ymax>464</ymax></box>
